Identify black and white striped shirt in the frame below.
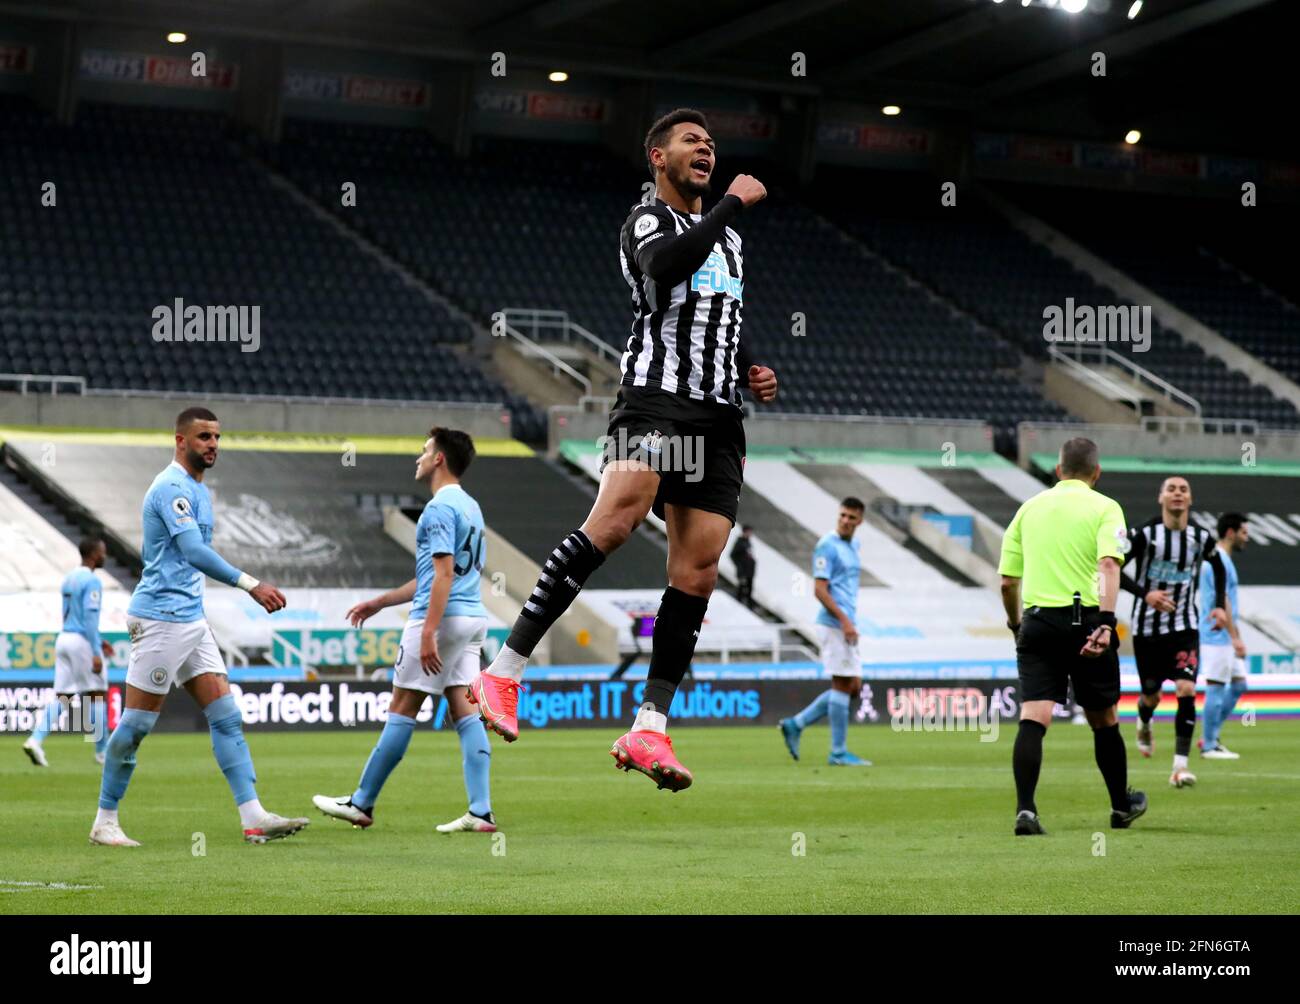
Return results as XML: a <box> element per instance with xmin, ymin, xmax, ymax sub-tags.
<box><xmin>1123</xmin><ymin>518</ymin><xmax>1224</xmax><ymax>636</ymax></box>
<box><xmin>618</xmin><ymin>196</ymin><xmax>746</xmax><ymax>407</ymax></box>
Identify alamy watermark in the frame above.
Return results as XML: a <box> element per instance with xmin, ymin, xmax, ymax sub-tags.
<box><xmin>598</xmin><ymin>429</ymin><xmax>705</xmax><ymax>482</ymax></box>
<box><xmin>1043</xmin><ymin>299</ymin><xmax>1151</xmax><ymax>353</ymax></box>
<box><xmin>151</xmin><ymin>298</ymin><xmax>261</xmax><ymax>353</ymax></box>
<box><xmin>888</xmin><ymin>686</ymin><xmax>1009</xmax><ymax>742</ymax></box>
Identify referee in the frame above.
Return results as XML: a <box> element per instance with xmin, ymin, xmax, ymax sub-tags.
<box><xmin>998</xmin><ymin>438</ymin><xmax>1148</xmax><ymax>836</ymax></box>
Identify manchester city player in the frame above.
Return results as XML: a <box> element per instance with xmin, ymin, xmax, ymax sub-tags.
<box><xmin>312</xmin><ymin>428</ymin><xmax>495</xmax><ymax>833</ymax></box>
<box><xmin>23</xmin><ymin>538</ymin><xmax>114</xmax><ymax>768</ymax></box>
<box><xmin>1199</xmin><ymin>513</ymin><xmax>1250</xmax><ymax>760</ymax></box>
<box><xmin>88</xmin><ymin>407</ymin><xmax>309</xmax><ymax>847</ymax></box>
<box><xmin>779</xmin><ymin>498</ymin><xmax>870</xmax><ymax>766</ymax></box>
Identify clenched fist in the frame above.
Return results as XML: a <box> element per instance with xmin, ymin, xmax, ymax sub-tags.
<box><xmin>726</xmin><ymin>174</ymin><xmax>767</xmax><ymax>208</ymax></box>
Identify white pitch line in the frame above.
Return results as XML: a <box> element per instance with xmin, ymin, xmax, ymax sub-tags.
<box><xmin>0</xmin><ymin>879</ymin><xmax>103</xmax><ymax>891</ymax></box>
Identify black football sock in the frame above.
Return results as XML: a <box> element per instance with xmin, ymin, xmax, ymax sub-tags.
<box><xmin>1174</xmin><ymin>695</ymin><xmax>1196</xmax><ymax>757</ymax></box>
<box><xmin>1092</xmin><ymin>723</ymin><xmax>1129</xmax><ymax>811</ymax></box>
<box><xmin>505</xmin><ymin>529</ymin><xmax>605</xmax><ymax>658</ymax></box>
<box><xmin>641</xmin><ymin>587</ymin><xmax>709</xmax><ymax>717</ymax></box>
<box><xmin>1013</xmin><ymin>719</ymin><xmax>1046</xmax><ymax>815</ymax></box>
<box><xmin>1137</xmin><ymin>699</ymin><xmax>1155</xmax><ymax>725</ymax></box>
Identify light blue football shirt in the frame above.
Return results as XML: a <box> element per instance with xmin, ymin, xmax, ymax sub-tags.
<box><xmin>128</xmin><ymin>461</ymin><xmax>215</xmax><ymax>623</ymax></box>
<box><xmin>61</xmin><ymin>566</ymin><xmax>103</xmax><ymax>650</ymax></box>
<box><xmin>411</xmin><ymin>483</ymin><xmax>487</xmax><ymax>620</ymax></box>
<box><xmin>1200</xmin><ymin>547</ymin><xmax>1238</xmax><ymax>646</ymax></box>
<box><xmin>812</xmin><ymin>531</ymin><xmax>860</xmax><ymax>629</ymax></box>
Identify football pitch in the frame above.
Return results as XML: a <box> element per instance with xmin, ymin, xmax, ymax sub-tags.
<box><xmin>4</xmin><ymin>722</ymin><xmax>1298</xmax><ymax>915</ymax></box>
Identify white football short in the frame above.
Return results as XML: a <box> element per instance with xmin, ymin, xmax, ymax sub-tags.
<box><xmin>1201</xmin><ymin>643</ymin><xmax>1247</xmax><ymax>685</ymax></box>
<box><xmin>125</xmin><ymin>616</ymin><xmax>227</xmax><ymax>695</ymax></box>
<box><xmin>54</xmin><ymin>632</ymin><xmax>104</xmax><ymax>694</ymax></box>
<box><xmin>392</xmin><ymin>615</ymin><xmax>487</xmax><ymax>697</ymax></box>
<box><xmin>817</xmin><ymin>623</ymin><xmax>862</xmax><ymax>678</ymax></box>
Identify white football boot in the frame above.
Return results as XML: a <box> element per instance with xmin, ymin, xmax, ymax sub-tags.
<box><xmin>89</xmin><ymin>819</ymin><xmax>140</xmax><ymax>847</ymax></box>
<box><xmin>244</xmin><ymin>811</ymin><xmax>311</xmax><ymax>844</ymax></box>
<box><xmin>435</xmin><ymin>811</ymin><xmax>498</xmax><ymax>834</ymax></box>
<box><xmin>311</xmin><ymin>794</ymin><xmax>373</xmax><ymax>828</ymax></box>
<box><xmin>22</xmin><ymin>737</ymin><xmax>48</xmax><ymax>767</ymax></box>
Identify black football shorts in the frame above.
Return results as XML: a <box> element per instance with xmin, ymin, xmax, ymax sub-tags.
<box><xmin>1131</xmin><ymin>629</ymin><xmax>1200</xmax><ymax>695</ymax></box>
<box><xmin>600</xmin><ymin>385</ymin><xmax>747</xmax><ymax>525</ymax></box>
<box><xmin>1016</xmin><ymin>606</ymin><xmax>1121</xmax><ymax>712</ymax></box>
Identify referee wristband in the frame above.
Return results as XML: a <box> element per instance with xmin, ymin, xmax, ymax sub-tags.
<box><xmin>1096</xmin><ymin>612</ymin><xmax>1117</xmax><ymax>629</ymax></box>
<box><xmin>236</xmin><ymin>572</ymin><xmax>260</xmax><ymax>592</ymax></box>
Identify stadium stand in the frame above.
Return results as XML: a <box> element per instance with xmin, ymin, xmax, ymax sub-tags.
<box><xmin>815</xmin><ymin>168</ymin><xmax>1300</xmax><ymax>430</ymax></box>
<box><xmin>0</xmin><ymin>98</ymin><xmax>538</xmax><ymax>430</ymax></box>
<box><xmin>268</xmin><ymin>121</ymin><xmax>1072</xmax><ymax>451</ymax></box>
<box><xmin>0</xmin><ymin>475</ymin><xmax>124</xmax><ymax>595</ymax></box>
<box><xmin>1000</xmin><ymin>184</ymin><xmax>1300</xmax><ymax>393</ymax></box>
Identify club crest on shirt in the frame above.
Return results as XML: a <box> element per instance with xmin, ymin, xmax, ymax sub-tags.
<box><xmin>639</xmin><ymin>430</ymin><xmax>664</xmax><ymax>455</ymax></box>
<box><xmin>633</xmin><ymin>214</ymin><xmax>658</xmax><ymax>238</ymax></box>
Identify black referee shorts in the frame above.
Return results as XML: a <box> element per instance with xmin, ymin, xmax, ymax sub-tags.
<box><xmin>1016</xmin><ymin>606</ymin><xmax>1121</xmax><ymax>712</ymax></box>
<box><xmin>600</xmin><ymin>385</ymin><xmax>746</xmax><ymax>525</ymax></box>
<box><xmin>1132</xmin><ymin>629</ymin><xmax>1200</xmax><ymax>695</ymax></box>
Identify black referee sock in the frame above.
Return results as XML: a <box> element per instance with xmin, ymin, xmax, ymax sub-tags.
<box><xmin>642</xmin><ymin>587</ymin><xmax>709</xmax><ymax>716</ymax></box>
<box><xmin>506</xmin><ymin>529</ymin><xmax>605</xmax><ymax>658</ymax></box>
<box><xmin>1175</xmin><ymin>695</ymin><xmax>1196</xmax><ymax>757</ymax></box>
<box><xmin>1137</xmin><ymin>699</ymin><xmax>1155</xmax><ymax>725</ymax></box>
<box><xmin>1092</xmin><ymin>723</ymin><xmax>1129</xmax><ymax>812</ymax></box>
<box><xmin>1013</xmin><ymin>719</ymin><xmax>1046</xmax><ymax>815</ymax></box>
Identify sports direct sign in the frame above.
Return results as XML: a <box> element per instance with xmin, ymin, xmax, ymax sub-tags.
<box><xmin>474</xmin><ymin>88</ymin><xmax>609</xmax><ymax>123</ymax></box>
<box><xmin>0</xmin><ymin>43</ymin><xmax>33</xmax><ymax>73</ymax></box>
<box><xmin>283</xmin><ymin>69</ymin><xmax>429</xmax><ymax>108</ymax></box>
<box><xmin>79</xmin><ymin>48</ymin><xmax>239</xmax><ymax>90</ymax></box>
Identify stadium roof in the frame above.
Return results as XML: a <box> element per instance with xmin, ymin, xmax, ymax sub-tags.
<box><xmin>1</xmin><ymin>0</ymin><xmax>1292</xmax><ymax>157</ymax></box>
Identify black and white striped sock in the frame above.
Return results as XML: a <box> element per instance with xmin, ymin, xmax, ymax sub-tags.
<box><xmin>505</xmin><ymin>529</ymin><xmax>605</xmax><ymax>658</ymax></box>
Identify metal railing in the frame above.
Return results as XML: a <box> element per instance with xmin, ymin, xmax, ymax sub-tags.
<box><xmin>1048</xmin><ymin>346</ymin><xmax>1147</xmax><ymax>413</ymax></box>
<box><xmin>500</xmin><ymin>307</ymin><xmax>622</xmax><ymax>367</ymax></box>
<box><xmin>1140</xmin><ymin>415</ymin><xmax>1259</xmax><ymax>436</ymax></box>
<box><xmin>497</xmin><ymin>320</ymin><xmax>592</xmax><ymax>396</ymax></box>
<box><xmin>0</xmin><ymin>373</ymin><xmax>86</xmax><ymax>395</ymax></box>
<box><xmin>1050</xmin><ymin>343</ymin><xmax>1201</xmax><ymax>416</ymax></box>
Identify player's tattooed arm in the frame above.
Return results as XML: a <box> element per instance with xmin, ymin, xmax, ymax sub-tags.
<box><xmin>347</xmin><ymin>578</ymin><xmax>417</xmax><ymax>627</ymax></box>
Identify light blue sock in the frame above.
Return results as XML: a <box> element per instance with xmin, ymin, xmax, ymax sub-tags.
<box><xmin>352</xmin><ymin>712</ymin><xmax>416</xmax><ymax>811</ymax></box>
<box><xmin>1201</xmin><ymin>684</ymin><xmax>1225</xmax><ymax>748</ymax></box>
<box><xmin>1222</xmin><ymin>678</ymin><xmax>1248</xmax><ymax>726</ymax></box>
<box><xmin>31</xmin><ymin>699</ymin><xmax>63</xmax><ymax>743</ymax></box>
<box><xmin>87</xmin><ymin>696</ymin><xmax>109</xmax><ymax>756</ymax></box>
<box><xmin>793</xmin><ymin>690</ymin><xmax>832</xmax><ymax>729</ymax></box>
<box><xmin>454</xmin><ymin>713</ymin><xmax>492</xmax><ymax>817</ymax></box>
<box><xmin>829</xmin><ymin>690</ymin><xmax>850</xmax><ymax>755</ymax></box>
<box><xmin>204</xmin><ymin>694</ymin><xmax>258</xmax><ymax>806</ymax></box>
<box><xmin>98</xmin><ymin>708</ymin><xmax>159</xmax><ymax>809</ymax></box>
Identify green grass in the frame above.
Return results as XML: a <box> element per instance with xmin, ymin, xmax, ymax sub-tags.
<box><xmin>4</xmin><ymin>722</ymin><xmax>1299</xmax><ymax>914</ymax></box>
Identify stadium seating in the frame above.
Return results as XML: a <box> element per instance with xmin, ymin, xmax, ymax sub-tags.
<box><xmin>0</xmin><ymin>98</ymin><xmax>547</xmax><ymax>437</ymax></box>
<box><xmin>999</xmin><ymin>184</ymin><xmax>1300</xmax><ymax>395</ymax></box>
<box><xmin>269</xmin><ymin>121</ymin><xmax>1072</xmax><ymax>451</ymax></box>
<box><xmin>813</xmin><ymin>169</ymin><xmax>1299</xmax><ymax>429</ymax></box>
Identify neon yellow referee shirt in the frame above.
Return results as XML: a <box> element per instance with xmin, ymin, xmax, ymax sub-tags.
<box><xmin>998</xmin><ymin>479</ymin><xmax>1127</xmax><ymax>608</ymax></box>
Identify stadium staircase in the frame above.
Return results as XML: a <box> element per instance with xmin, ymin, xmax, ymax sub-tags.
<box><xmin>0</xmin><ymin>449</ymin><xmax>139</xmax><ymax>590</ymax></box>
